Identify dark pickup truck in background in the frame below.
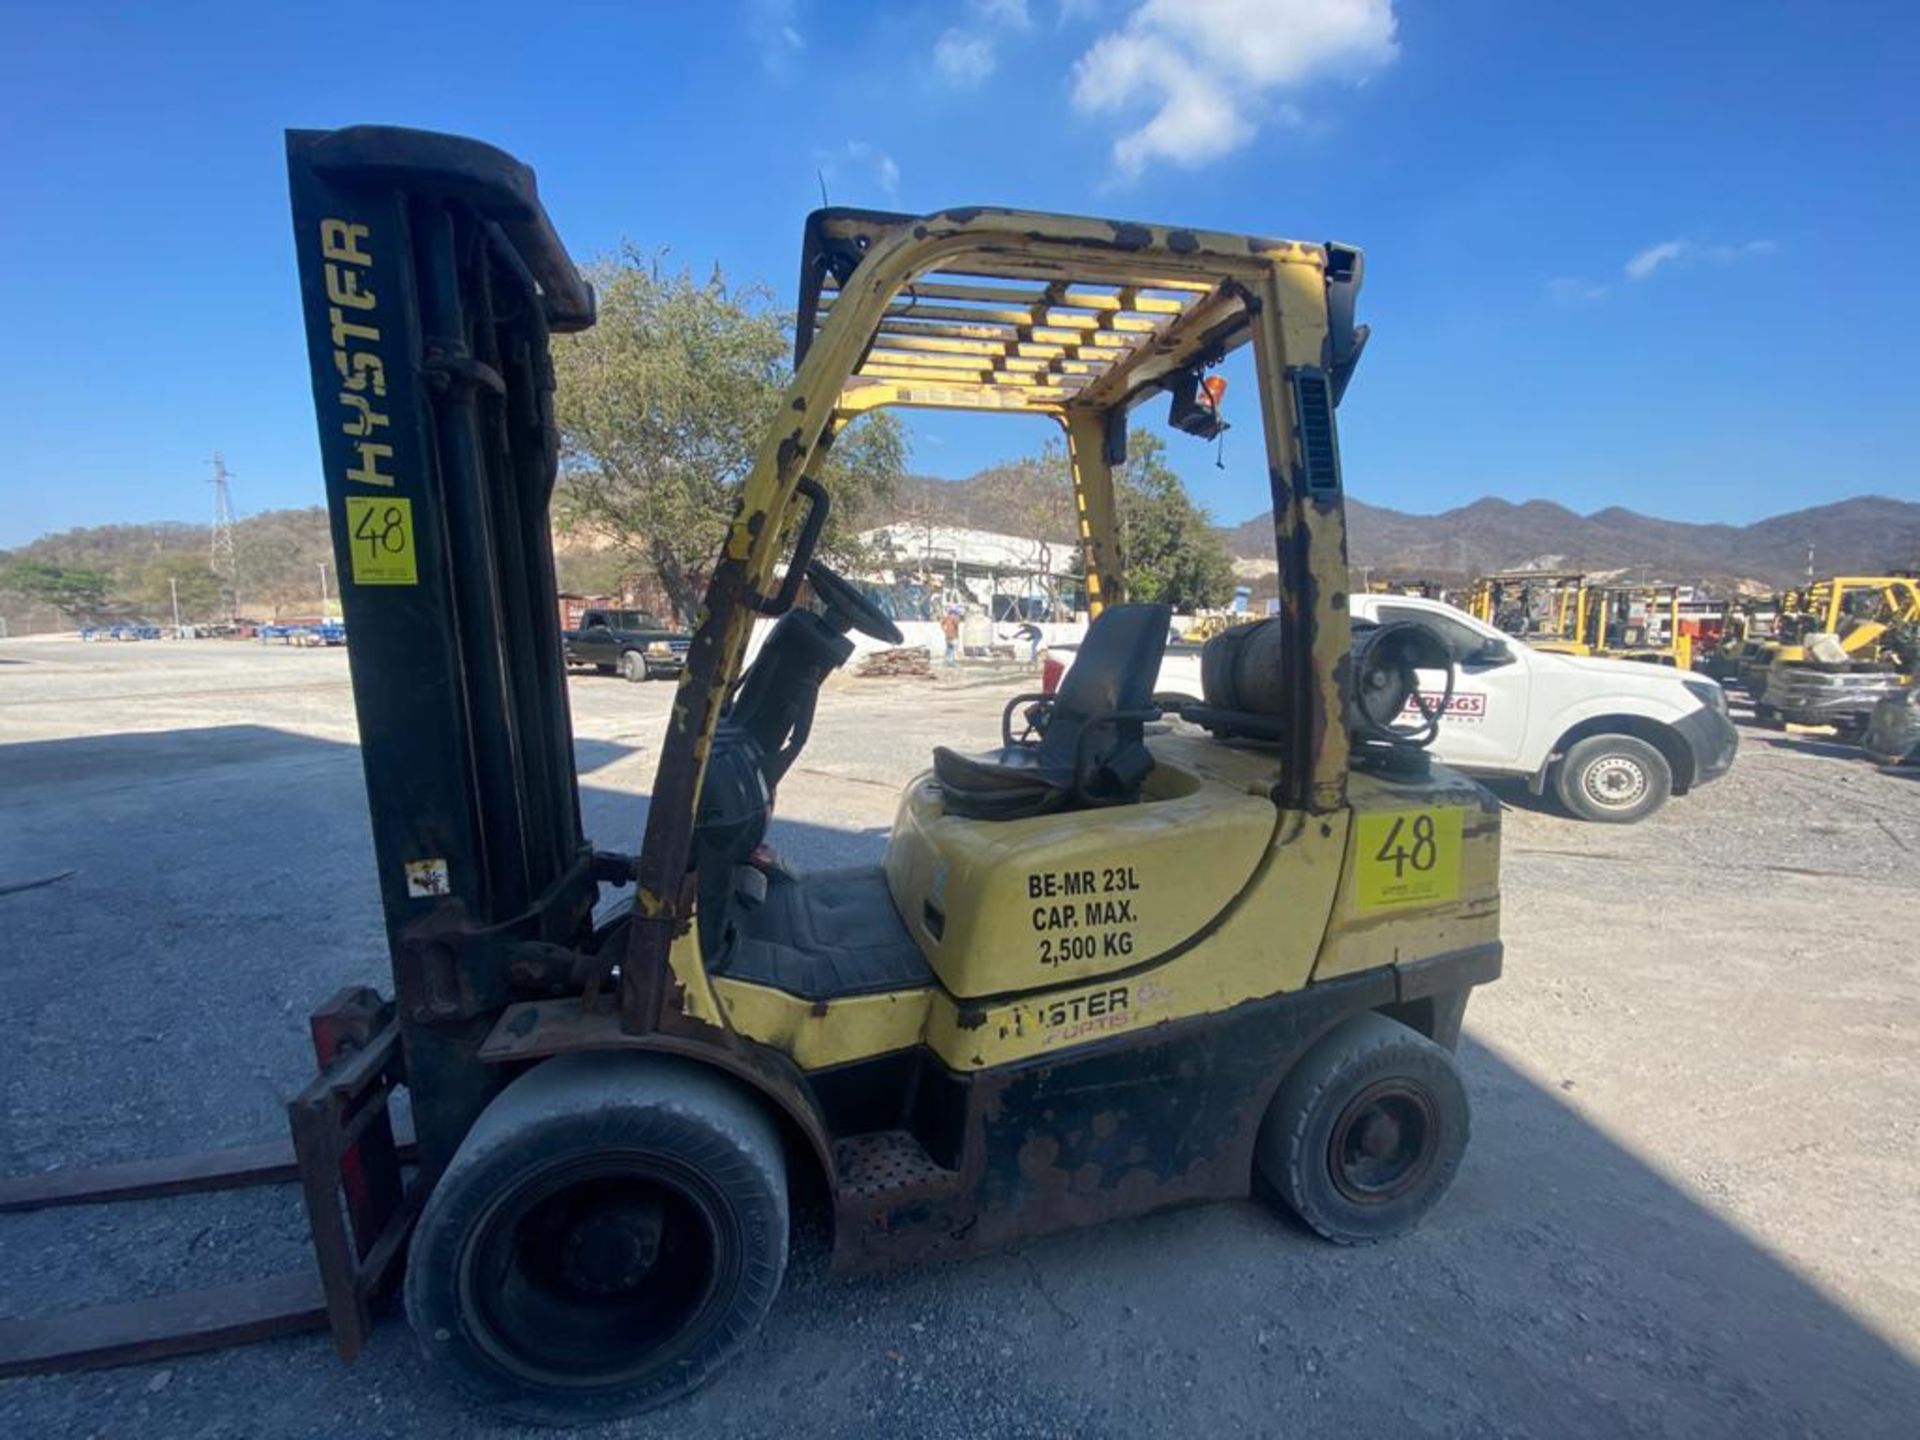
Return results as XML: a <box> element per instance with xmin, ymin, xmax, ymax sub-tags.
<box><xmin>561</xmin><ymin>608</ymin><xmax>691</xmax><ymax>682</ymax></box>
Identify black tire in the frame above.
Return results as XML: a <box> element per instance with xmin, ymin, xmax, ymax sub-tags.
<box><xmin>618</xmin><ymin>649</ymin><xmax>648</xmax><ymax>683</ymax></box>
<box><xmin>1257</xmin><ymin>1012</ymin><xmax>1469</xmax><ymax>1244</ymax></box>
<box><xmin>406</xmin><ymin>1054</ymin><xmax>789</xmax><ymax>1425</ymax></box>
<box><xmin>1553</xmin><ymin>732</ymin><xmax>1672</xmax><ymax>823</ymax></box>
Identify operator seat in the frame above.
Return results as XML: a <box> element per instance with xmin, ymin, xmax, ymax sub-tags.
<box><xmin>932</xmin><ymin>603</ymin><xmax>1171</xmax><ymax>820</ymax></box>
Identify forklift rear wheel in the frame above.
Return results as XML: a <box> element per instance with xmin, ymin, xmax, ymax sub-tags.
<box><xmin>1554</xmin><ymin>733</ymin><xmax>1672</xmax><ymax>823</ymax></box>
<box><xmin>618</xmin><ymin>650</ymin><xmax>649</xmax><ymax>682</ymax></box>
<box><xmin>1257</xmin><ymin>1013</ymin><xmax>1469</xmax><ymax>1244</ymax></box>
<box><xmin>406</xmin><ymin>1054</ymin><xmax>789</xmax><ymax>1424</ymax></box>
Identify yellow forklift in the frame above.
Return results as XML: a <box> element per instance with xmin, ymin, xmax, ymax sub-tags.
<box><xmin>0</xmin><ymin>126</ymin><xmax>1503</xmax><ymax>1421</ymax></box>
<box><xmin>1699</xmin><ymin>596</ymin><xmax>1777</xmax><ymax>683</ymax></box>
<box><xmin>1754</xmin><ymin>575</ymin><xmax>1920</xmax><ymax>729</ymax></box>
<box><xmin>1583</xmin><ymin>584</ymin><xmax>1691</xmax><ymax>668</ymax></box>
<box><xmin>1468</xmin><ymin>569</ymin><xmax>1590</xmax><ymax>649</ymax></box>
<box><xmin>1743</xmin><ymin>576</ymin><xmax>1920</xmax><ymax>689</ymax></box>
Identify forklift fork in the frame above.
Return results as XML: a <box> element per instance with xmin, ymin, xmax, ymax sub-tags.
<box><xmin>288</xmin><ymin>985</ymin><xmax>417</xmax><ymax>1358</ymax></box>
<box><xmin>0</xmin><ymin>988</ymin><xmax>414</xmax><ymax>1377</ymax></box>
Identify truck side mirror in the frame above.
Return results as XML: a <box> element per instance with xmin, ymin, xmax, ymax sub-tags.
<box><xmin>1468</xmin><ymin>637</ymin><xmax>1513</xmax><ymax>667</ymax></box>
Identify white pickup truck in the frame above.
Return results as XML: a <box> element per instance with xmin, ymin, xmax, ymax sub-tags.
<box><xmin>1044</xmin><ymin>593</ymin><xmax>1738</xmax><ymax>822</ymax></box>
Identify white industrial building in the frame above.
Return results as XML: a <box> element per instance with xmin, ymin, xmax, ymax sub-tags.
<box><xmin>856</xmin><ymin>522</ymin><xmax>1082</xmax><ymax>622</ymax></box>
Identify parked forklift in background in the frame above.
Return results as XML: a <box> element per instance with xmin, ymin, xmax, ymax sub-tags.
<box><xmin>1698</xmin><ymin>596</ymin><xmax>1777</xmax><ymax>683</ymax></box>
<box><xmin>1753</xmin><ymin>575</ymin><xmax>1920</xmax><ymax>733</ymax></box>
<box><xmin>1468</xmin><ymin>569</ymin><xmax>1590</xmax><ymax>648</ymax></box>
<box><xmin>1580</xmin><ymin>584</ymin><xmax>1692</xmax><ymax>669</ymax></box>
<box><xmin>0</xmin><ymin>126</ymin><xmax>1502</xmax><ymax>1422</ymax></box>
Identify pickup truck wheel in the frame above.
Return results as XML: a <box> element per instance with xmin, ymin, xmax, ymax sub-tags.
<box><xmin>618</xmin><ymin>650</ymin><xmax>648</xmax><ymax>683</ymax></box>
<box><xmin>1554</xmin><ymin>733</ymin><xmax>1672</xmax><ymax>823</ymax></box>
<box><xmin>1257</xmin><ymin>1013</ymin><xmax>1470</xmax><ymax>1244</ymax></box>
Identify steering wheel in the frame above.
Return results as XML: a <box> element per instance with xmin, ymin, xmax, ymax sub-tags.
<box><xmin>806</xmin><ymin>561</ymin><xmax>904</xmax><ymax>645</ymax></box>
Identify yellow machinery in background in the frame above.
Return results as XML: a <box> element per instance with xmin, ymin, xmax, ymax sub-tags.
<box><xmin>1468</xmin><ymin>570</ymin><xmax>1590</xmax><ymax>648</ymax></box>
<box><xmin>1582</xmin><ymin>584</ymin><xmax>1691</xmax><ymax>669</ymax></box>
<box><xmin>1740</xmin><ymin>575</ymin><xmax>1920</xmax><ymax>696</ymax></box>
<box><xmin>1752</xmin><ymin>575</ymin><xmax>1920</xmax><ymax>728</ymax></box>
<box><xmin>1470</xmin><ymin>571</ymin><xmax>1692</xmax><ymax>667</ymax></box>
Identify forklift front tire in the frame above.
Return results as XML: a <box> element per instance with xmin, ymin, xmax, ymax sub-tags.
<box><xmin>618</xmin><ymin>649</ymin><xmax>648</xmax><ymax>682</ymax></box>
<box><xmin>1257</xmin><ymin>1013</ymin><xmax>1470</xmax><ymax>1245</ymax></box>
<box><xmin>405</xmin><ymin>1053</ymin><xmax>789</xmax><ymax>1425</ymax></box>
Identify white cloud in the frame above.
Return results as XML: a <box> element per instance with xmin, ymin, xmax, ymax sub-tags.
<box><xmin>934</xmin><ymin>0</ymin><xmax>1039</xmax><ymax>88</ymax></box>
<box><xmin>817</xmin><ymin>141</ymin><xmax>902</xmax><ymax>202</ymax></box>
<box><xmin>1624</xmin><ymin>240</ymin><xmax>1689</xmax><ymax>281</ymax></box>
<box><xmin>1071</xmin><ymin>0</ymin><xmax>1399</xmax><ymax>177</ymax></box>
<box><xmin>935</xmin><ymin>27</ymin><xmax>999</xmax><ymax>86</ymax></box>
<box><xmin>976</xmin><ymin>0</ymin><xmax>1033</xmax><ymax>26</ymax></box>
<box><xmin>1625</xmin><ymin>237</ymin><xmax>1778</xmax><ymax>281</ymax></box>
<box><xmin>748</xmin><ymin>0</ymin><xmax>806</xmax><ymax>75</ymax></box>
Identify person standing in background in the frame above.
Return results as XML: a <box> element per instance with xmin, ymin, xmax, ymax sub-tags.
<box><xmin>940</xmin><ymin>609</ymin><xmax>961</xmax><ymax>665</ymax></box>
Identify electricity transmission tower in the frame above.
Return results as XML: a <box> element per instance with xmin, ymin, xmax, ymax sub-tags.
<box><xmin>209</xmin><ymin>452</ymin><xmax>238</xmax><ymax>621</ymax></box>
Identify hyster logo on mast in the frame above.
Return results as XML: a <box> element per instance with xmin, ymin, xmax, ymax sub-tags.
<box><xmin>320</xmin><ymin>218</ymin><xmax>416</xmax><ymax>587</ymax></box>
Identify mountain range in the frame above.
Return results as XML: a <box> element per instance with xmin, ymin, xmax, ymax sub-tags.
<box><xmin>6</xmin><ymin>483</ymin><xmax>1914</xmax><ymax>632</ymax></box>
<box><xmin>895</xmin><ymin>472</ymin><xmax>1918</xmax><ymax>589</ymax></box>
<box><xmin>1218</xmin><ymin>494</ymin><xmax>1920</xmax><ymax>587</ymax></box>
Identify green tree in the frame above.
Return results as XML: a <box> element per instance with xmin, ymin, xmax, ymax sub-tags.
<box><xmin>138</xmin><ymin>554</ymin><xmax>222</xmax><ymax>622</ymax></box>
<box><xmin>230</xmin><ymin>507</ymin><xmax>335</xmax><ymax>613</ymax></box>
<box><xmin>978</xmin><ymin>441</ymin><xmax>1079</xmax><ymax>616</ymax></box>
<box><xmin>0</xmin><ymin>559</ymin><xmax>114</xmax><ymax>622</ymax></box>
<box><xmin>551</xmin><ymin>250</ymin><xmax>906</xmax><ymax>621</ymax></box>
<box><xmin>1114</xmin><ymin>430</ymin><xmax>1234</xmax><ymax>610</ymax></box>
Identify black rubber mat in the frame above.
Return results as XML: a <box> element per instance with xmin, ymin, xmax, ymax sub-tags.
<box><xmin>721</xmin><ymin>866</ymin><xmax>934</xmax><ymax>1001</ymax></box>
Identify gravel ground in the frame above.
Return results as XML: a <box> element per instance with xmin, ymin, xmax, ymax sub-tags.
<box><xmin>1</xmin><ymin>635</ymin><xmax>1916</xmax><ymax>1439</ymax></box>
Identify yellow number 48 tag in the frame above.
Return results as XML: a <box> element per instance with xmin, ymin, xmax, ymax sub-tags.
<box><xmin>1354</xmin><ymin>808</ymin><xmax>1462</xmax><ymax>912</ymax></box>
<box><xmin>343</xmin><ymin>495</ymin><xmax>417</xmax><ymax>586</ymax></box>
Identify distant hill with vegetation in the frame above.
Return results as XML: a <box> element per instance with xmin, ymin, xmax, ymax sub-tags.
<box><xmin>892</xmin><ymin>472</ymin><xmax>1918</xmax><ymax>591</ymax></box>
<box><xmin>0</xmin><ymin>508</ymin><xmax>337</xmax><ymax>633</ymax></box>
<box><xmin>8</xmin><ymin>479</ymin><xmax>1913</xmax><ymax>634</ymax></box>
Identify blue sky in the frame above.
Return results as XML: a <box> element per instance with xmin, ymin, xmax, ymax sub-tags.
<box><xmin>1</xmin><ymin>1</ymin><xmax>1914</xmax><ymax>548</ymax></box>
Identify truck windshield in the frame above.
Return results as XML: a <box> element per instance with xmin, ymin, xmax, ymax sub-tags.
<box><xmin>1376</xmin><ymin>603</ymin><xmax>1487</xmax><ymax>664</ymax></box>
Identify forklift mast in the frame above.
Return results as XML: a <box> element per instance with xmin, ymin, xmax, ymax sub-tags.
<box><xmin>286</xmin><ymin>127</ymin><xmax>599</xmax><ymax>1173</ymax></box>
